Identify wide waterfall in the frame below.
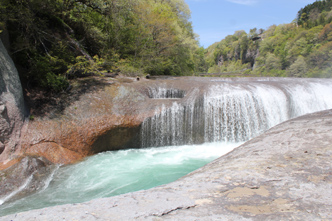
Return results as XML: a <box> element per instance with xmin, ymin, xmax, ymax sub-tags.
<box><xmin>141</xmin><ymin>78</ymin><xmax>332</xmax><ymax>147</ymax></box>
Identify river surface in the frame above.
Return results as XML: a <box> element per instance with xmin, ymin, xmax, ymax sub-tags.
<box><xmin>0</xmin><ymin>142</ymin><xmax>241</xmax><ymax>216</ymax></box>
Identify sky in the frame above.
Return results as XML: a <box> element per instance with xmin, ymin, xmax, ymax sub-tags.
<box><xmin>186</xmin><ymin>0</ymin><xmax>318</xmax><ymax>48</ymax></box>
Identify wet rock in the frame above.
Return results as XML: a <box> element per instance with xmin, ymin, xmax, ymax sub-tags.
<box><xmin>0</xmin><ymin>156</ymin><xmax>54</xmax><ymax>204</ymax></box>
<box><xmin>2</xmin><ymin>74</ymin><xmax>332</xmax><ymax>218</ymax></box>
<box><xmin>91</xmin><ymin>125</ymin><xmax>142</xmax><ymax>153</ymax></box>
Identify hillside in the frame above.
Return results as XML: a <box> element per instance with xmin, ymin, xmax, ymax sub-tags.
<box><xmin>205</xmin><ymin>0</ymin><xmax>332</xmax><ymax>78</ymax></box>
<box><xmin>0</xmin><ymin>0</ymin><xmax>206</xmax><ymax>92</ymax></box>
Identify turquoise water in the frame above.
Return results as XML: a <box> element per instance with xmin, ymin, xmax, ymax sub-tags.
<box><xmin>0</xmin><ymin>142</ymin><xmax>241</xmax><ymax>216</ymax></box>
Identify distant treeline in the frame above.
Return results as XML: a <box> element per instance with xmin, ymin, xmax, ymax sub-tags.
<box><xmin>205</xmin><ymin>0</ymin><xmax>332</xmax><ymax>78</ymax></box>
<box><xmin>0</xmin><ymin>0</ymin><xmax>206</xmax><ymax>91</ymax></box>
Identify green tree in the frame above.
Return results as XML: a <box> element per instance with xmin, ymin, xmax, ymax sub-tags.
<box><xmin>265</xmin><ymin>53</ymin><xmax>282</xmax><ymax>71</ymax></box>
<box><xmin>0</xmin><ymin>0</ymin><xmax>201</xmax><ymax>91</ymax></box>
<box><xmin>288</xmin><ymin>56</ymin><xmax>307</xmax><ymax>77</ymax></box>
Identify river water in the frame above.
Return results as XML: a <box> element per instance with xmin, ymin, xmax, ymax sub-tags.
<box><xmin>0</xmin><ymin>142</ymin><xmax>241</xmax><ymax>216</ymax></box>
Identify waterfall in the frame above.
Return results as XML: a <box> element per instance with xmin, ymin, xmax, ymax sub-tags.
<box><xmin>147</xmin><ymin>85</ymin><xmax>186</xmax><ymax>99</ymax></box>
<box><xmin>141</xmin><ymin>79</ymin><xmax>332</xmax><ymax>147</ymax></box>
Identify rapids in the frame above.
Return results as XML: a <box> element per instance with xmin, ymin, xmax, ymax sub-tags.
<box><xmin>0</xmin><ymin>142</ymin><xmax>241</xmax><ymax>216</ymax></box>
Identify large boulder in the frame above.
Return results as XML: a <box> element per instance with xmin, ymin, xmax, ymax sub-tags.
<box><xmin>0</xmin><ymin>39</ymin><xmax>25</xmax><ymax>168</ymax></box>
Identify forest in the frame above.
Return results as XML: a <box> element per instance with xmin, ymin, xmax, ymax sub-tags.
<box><xmin>0</xmin><ymin>0</ymin><xmax>206</xmax><ymax>91</ymax></box>
<box><xmin>1</xmin><ymin>0</ymin><xmax>332</xmax><ymax>92</ymax></box>
<box><xmin>206</xmin><ymin>0</ymin><xmax>332</xmax><ymax>78</ymax></box>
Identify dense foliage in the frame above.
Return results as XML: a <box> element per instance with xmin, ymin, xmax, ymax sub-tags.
<box><xmin>0</xmin><ymin>0</ymin><xmax>206</xmax><ymax>91</ymax></box>
<box><xmin>206</xmin><ymin>0</ymin><xmax>332</xmax><ymax>78</ymax></box>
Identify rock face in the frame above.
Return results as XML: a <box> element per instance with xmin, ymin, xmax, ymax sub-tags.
<box><xmin>2</xmin><ymin>109</ymin><xmax>332</xmax><ymax>220</ymax></box>
<box><xmin>0</xmin><ymin>39</ymin><xmax>56</xmax><ymax>201</ymax></box>
<box><xmin>0</xmin><ymin>39</ymin><xmax>25</xmax><ymax>168</ymax></box>
<box><xmin>19</xmin><ymin>84</ymin><xmax>152</xmax><ymax>165</ymax></box>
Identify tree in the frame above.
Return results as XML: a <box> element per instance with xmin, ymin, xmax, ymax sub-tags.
<box><xmin>265</xmin><ymin>53</ymin><xmax>282</xmax><ymax>71</ymax></box>
<box><xmin>319</xmin><ymin>23</ymin><xmax>332</xmax><ymax>41</ymax></box>
<box><xmin>288</xmin><ymin>56</ymin><xmax>307</xmax><ymax>77</ymax></box>
<box><xmin>1</xmin><ymin>0</ymin><xmax>201</xmax><ymax>91</ymax></box>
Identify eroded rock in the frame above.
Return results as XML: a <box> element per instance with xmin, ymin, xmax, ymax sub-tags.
<box><xmin>0</xmin><ymin>156</ymin><xmax>54</xmax><ymax>204</ymax></box>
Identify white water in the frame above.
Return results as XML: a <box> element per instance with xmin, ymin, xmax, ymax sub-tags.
<box><xmin>0</xmin><ymin>175</ymin><xmax>34</xmax><ymax>206</ymax></box>
<box><xmin>0</xmin><ymin>142</ymin><xmax>241</xmax><ymax>216</ymax></box>
<box><xmin>141</xmin><ymin>80</ymin><xmax>332</xmax><ymax>147</ymax></box>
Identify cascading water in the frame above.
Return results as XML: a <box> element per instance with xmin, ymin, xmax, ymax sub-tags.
<box><xmin>147</xmin><ymin>84</ymin><xmax>186</xmax><ymax>99</ymax></box>
<box><xmin>141</xmin><ymin>79</ymin><xmax>332</xmax><ymax>147</ymax></box>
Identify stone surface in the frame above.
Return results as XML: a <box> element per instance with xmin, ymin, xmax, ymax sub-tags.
<box><xmin>0</xmin><ymin>38</ymin><xmax>25</xmax><ymax>167</ymax></box>
<box><xmin>0</xmin><ymin>156</ymin><xmax>55</xmax><ymax>204</ymax></box>
<box><xmin>2</xmin><ymin>109</ymin><xmax>332</xmax><ymax>220</ymax></box>
<box><xmin>19</xmin><ymin>84</ymin><xmax>153</xmax><ymax>165</ymax></box>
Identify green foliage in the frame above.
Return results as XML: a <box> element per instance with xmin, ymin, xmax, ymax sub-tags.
<box><xmin>30</xmin><ymin>55</ymin><xmax>69</xmax><ymax>91</ymax></box>
<box><xmin>205</xmin><ymin>0</ymin><xmax>332</xmax><ymax>78</ymax></box>
<box><xmin>288</xmin><ymin>56</ymin><xmax>308</xmax><ymax>77</ymax></box>
<box><xmin>297</xmin><ymin>0</ymin><xmax>332</xmax><ymax>27</ymax></box>
<box><xmin>1</xmin><ymin>0</ymin><xmax>204</xmax><ymax>91</ymax></box>
<box><xmin>265</xmin><ymin>53</ymin><xmax>282</xmax><ymax>71</ymax></box>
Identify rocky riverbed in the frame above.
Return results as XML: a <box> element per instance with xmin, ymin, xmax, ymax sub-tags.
<box><xmin>2</xmin><ymin>109</ymin><xmax>332</xmax><ymax>220</ymax></box>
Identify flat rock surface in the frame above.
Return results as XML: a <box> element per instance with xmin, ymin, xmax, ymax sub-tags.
<box><xmin>2</xmin><ymin>109</ymin><xmax>332</xmax><ymax>220</ymax></box>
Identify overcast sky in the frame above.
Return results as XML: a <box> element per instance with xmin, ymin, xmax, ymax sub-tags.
<box><xmin>186</xmin><ymin>0</ymin><xmax>317</xmax><ymax>48</ymax></box>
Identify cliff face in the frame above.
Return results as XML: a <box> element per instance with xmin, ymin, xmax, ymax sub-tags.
<box><xmin>0</xmin><ymin>39</ymin><xmax>25</xmax><ymax>167</ymax></box>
